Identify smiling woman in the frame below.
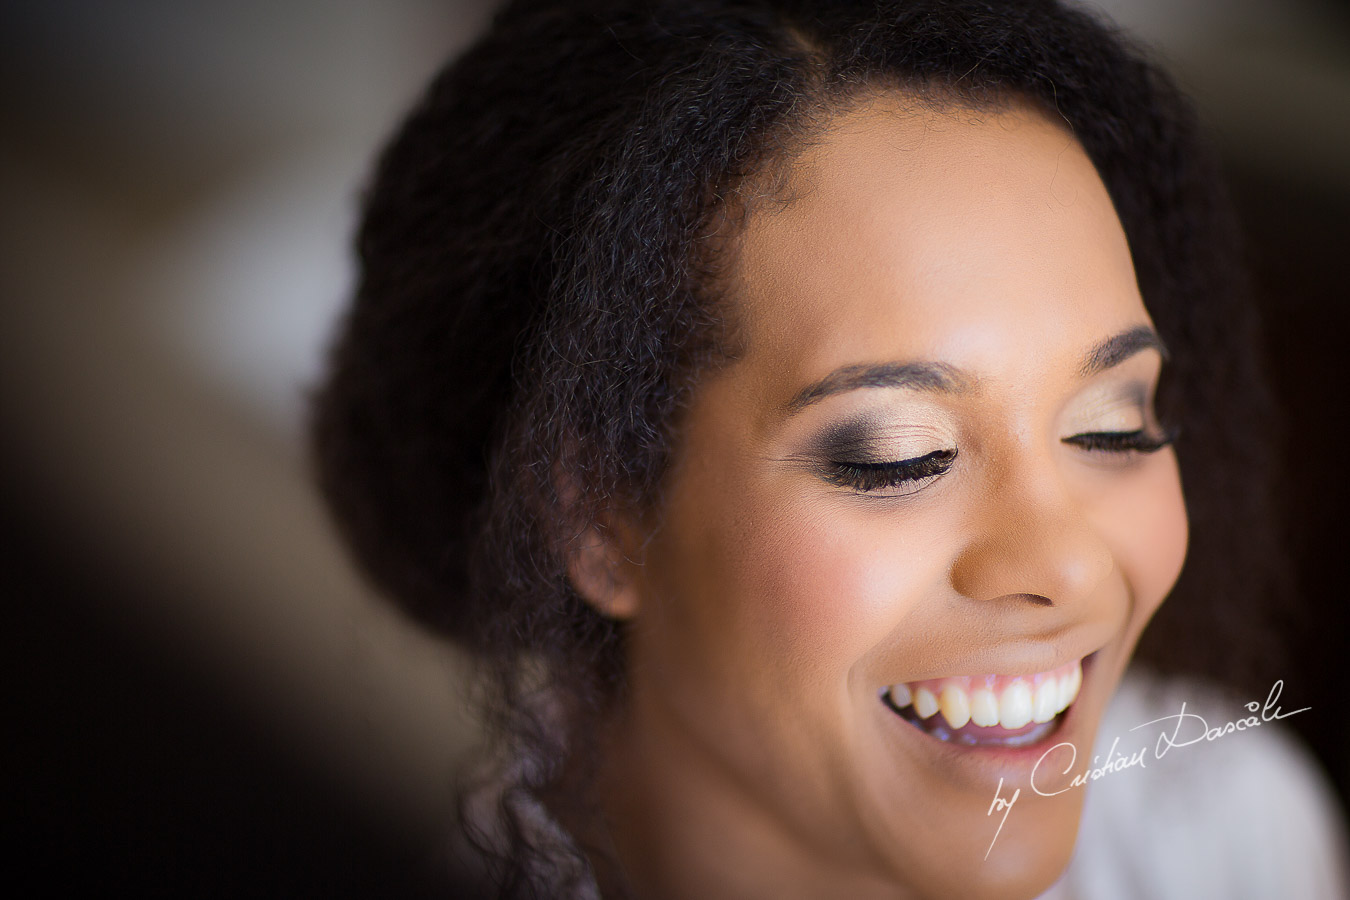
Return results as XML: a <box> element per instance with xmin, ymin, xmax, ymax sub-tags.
<box><xmin>588</xmin><ymin>102</ymin><xmax>1191</xmax><ymax>898</ymax></box>
<box><xmin>310</xmin><ymin>1</ymin><xmax>1344</xmax><ymax>898</ymax></box>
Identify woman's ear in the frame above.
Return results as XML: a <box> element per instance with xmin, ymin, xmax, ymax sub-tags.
<box><xmin>566</xmin><ymin>514</ymin><xmax>644</xmax><ymax>621</ymax></box>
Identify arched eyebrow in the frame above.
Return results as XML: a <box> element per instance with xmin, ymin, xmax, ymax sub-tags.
<box><xmin>783</xmin><ymin>326</ymin><xmax>1166</xmax><ymax>415</ymax></box>
<box><xmin>1078</xmin><ymin>325</ymin><xmax>1168</xmax><ymax>378</ymax></box>
<box><xmin>785</xmin><ymin>362</ymin><xmax>970</xmax><ymax>413</ymax></box>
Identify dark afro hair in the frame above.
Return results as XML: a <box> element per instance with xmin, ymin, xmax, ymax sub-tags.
<box><xmin>311</xmin><ymin>0</ymin><xmax>1283</xmax><ymax>893</ymax></box>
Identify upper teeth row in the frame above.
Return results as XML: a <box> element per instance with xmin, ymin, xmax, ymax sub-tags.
<box><xmin>888</xmin><ymin>662</ymin><xmax>1082</xmax><ymax>730</ymax></box>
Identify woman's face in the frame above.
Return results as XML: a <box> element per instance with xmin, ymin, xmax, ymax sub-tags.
<box><xmin>601</xmin><ymin>98</ymin><xmax>1187</xmax><ymax>900</ymax></box>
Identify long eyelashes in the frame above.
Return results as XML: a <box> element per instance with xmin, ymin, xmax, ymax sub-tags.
<box><xmin>824</xmin><ymin>448</ymin><xmax>957</xmax><ymax>494</ymax></box>
<box><xmin>822</xmin><ymin>428</ymin><xmax>1174</xmax><ymax>495</ymax></box>
<box><xmin>1061</xmin><ymin>428</ymin><xmax>1176</xmax><ymax>454</ymax></box>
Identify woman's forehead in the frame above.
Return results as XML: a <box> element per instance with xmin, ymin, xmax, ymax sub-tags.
<box><xmin>724</xmin><ymin>97</ymin><xmax>1145</xmax><ymax>395</ymax></box>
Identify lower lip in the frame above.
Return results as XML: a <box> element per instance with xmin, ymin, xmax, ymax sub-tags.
<box><xmin>879</xmin><ymin>654</ymin><xmax>1097</xmax><ymax>776</ymax></box>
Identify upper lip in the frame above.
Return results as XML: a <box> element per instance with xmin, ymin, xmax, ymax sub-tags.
<box><xmin>883</xmin><ymin>645</ymin><xmax>1102</xmax><ymax>686</ymax></box>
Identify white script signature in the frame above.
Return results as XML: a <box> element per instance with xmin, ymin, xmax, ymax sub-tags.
<box><xmin>984</xmin><ymin>679</ymin><xmax>1310</xmax><ymax>859</ymax></box>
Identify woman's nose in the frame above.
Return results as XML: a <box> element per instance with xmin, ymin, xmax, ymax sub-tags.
<box><xmin>948</xmin><ymin>469</ymin><xmax>1114</xmax><ymax>608</ymax></box>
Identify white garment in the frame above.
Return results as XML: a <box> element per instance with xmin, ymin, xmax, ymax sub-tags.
<box><xmin>1039</xmin><ymin>669</ymin><xmax>1350</xmax><ymax>900</ymax></box>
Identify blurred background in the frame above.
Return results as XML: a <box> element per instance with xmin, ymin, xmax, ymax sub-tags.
<box><xmin>3</xmin><ymin>0</ymin><xmax>1347</xmax><ymax>895</ymax></box>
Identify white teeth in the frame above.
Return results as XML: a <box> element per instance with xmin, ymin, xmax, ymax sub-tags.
<box><xmin>889</xmin><ymin>659</ymin><xmax>1086</xmax><ymax>731</ymax></box>
<box><xmin>913</xmin><ymin>686</ymin><xmax>940</xmax><ymax>719</ymax></box>
<box><xmin>1057</xmin><ymin>663</ymin><xmax>1083</xmax><ymax>713</ymax></box>
<box><xmin>999</xmin><ymin>681</ymin><xmax>1034</xmax><ymax>729</ymax></box>
<box><xmin>939</xmin><ymin>685</ymin><xmax>971</xmax><ymax>729</ymax></box>
<box><xmin>890</xmin><ymin>682</ymin><xmax>912</xmax><ymax>708</ymax></box>
<box><xmin>1032</xmin><ymin>679</ymin><xmax>1059</xmax><ymax>724</ymax></box>
<box><xmin>970</xmin><ymin>688</ymin><xmax>1000</xmax><ymax>727</ymax></box>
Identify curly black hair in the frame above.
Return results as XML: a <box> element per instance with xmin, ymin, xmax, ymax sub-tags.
<box><xmin>311</xmin><ymin>0</ymin><xmax>1282</xmax><ymax>894</ymax></box>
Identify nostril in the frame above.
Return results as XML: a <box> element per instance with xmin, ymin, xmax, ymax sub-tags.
<box><xmin>1019</xmin><ymin>593</ymin><xmax>1054</xmax><ymax>607</ymax></box>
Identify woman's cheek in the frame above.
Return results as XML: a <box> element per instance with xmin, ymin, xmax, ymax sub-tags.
<box><xmin>728</xmin><ymin>494</ymin><xmax>956</xmax><ymax>680</ymax></box>
<box><xmin>1091</xmin><ymin>451</ymin><xmax>1188</xmax><ymax>623</ymax></box>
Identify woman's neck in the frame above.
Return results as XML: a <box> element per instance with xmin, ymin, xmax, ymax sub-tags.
<box><xmin>589</xmin><ymin>695</ymin><xmax>912</xmax><ymax>900</ymax></box>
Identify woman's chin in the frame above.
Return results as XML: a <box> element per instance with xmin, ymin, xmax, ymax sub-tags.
<box><xmin>978</xmin><ymin>800</ymin><xmax>1081</xmax><ymax>900</ymax></box>
<box><xmin>900</xmin><ymin>794</ymin><xmax>1082</xmax><ymax>900</ymax></box>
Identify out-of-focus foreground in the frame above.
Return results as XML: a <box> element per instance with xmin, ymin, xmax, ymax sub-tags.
<box><xmin>3</xmin><ymin>1</ymin><xmax>1348</xmax><ymax>895</ymax></box>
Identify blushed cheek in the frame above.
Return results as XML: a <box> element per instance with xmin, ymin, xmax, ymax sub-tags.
<box><xmin>727</xmin><ymin>498</ymin><xmax>952</xmax><ymax>684</ymax></box>
<box><xmin>1100</xmin><ymin>455</ymin><xmax>1188</xmax><ymax>620</ymax></box>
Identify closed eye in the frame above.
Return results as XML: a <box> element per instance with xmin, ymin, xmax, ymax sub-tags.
<box><xmin>1062</xmin><ymin>429</ymin><xmax>1175</xmax><ymax>454</ymax></box>
<box><xmin>824</xmin><ymin>448</ymin><xmax>957</xmax><ymax>494</ymax></box>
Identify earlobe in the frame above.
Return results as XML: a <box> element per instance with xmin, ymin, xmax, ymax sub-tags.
<box><xmin>567</xmin><ymin>520</ymin><xmax>643</xmax><ymax>620</ymax></box>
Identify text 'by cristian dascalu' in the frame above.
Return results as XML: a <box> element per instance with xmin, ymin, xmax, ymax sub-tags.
<box><xmin>983</xmin><ymin>679</ymin><xmax>1310</xmax><ymax>859</ymax></box>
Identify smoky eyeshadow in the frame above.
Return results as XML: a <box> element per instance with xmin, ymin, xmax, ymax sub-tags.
<box><xmin>811</xmin><ymin>416</ymin><xmax>923</xmax><ymax>464</ymax></box>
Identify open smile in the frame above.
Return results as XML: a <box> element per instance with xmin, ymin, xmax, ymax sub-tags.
<box><xmin>881</xmin><ymin>656</ymin><xmax>1090</xmax><ymax>748</ymax></box>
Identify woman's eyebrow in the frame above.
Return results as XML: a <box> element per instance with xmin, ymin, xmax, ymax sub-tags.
<box><xmin>1078</xmin><ymin>325</ymin><xmax>1168</xmax><ymax>377</ymax></box>
<box><xmin>783</xmin><ymin>326</ymin><xmax>1165</xmax><ymax>416</ymax></box>
<box><xmin>785</xmin><ymin>362</ymin><xmax>970</xmax><ymax>414</ymax></box>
